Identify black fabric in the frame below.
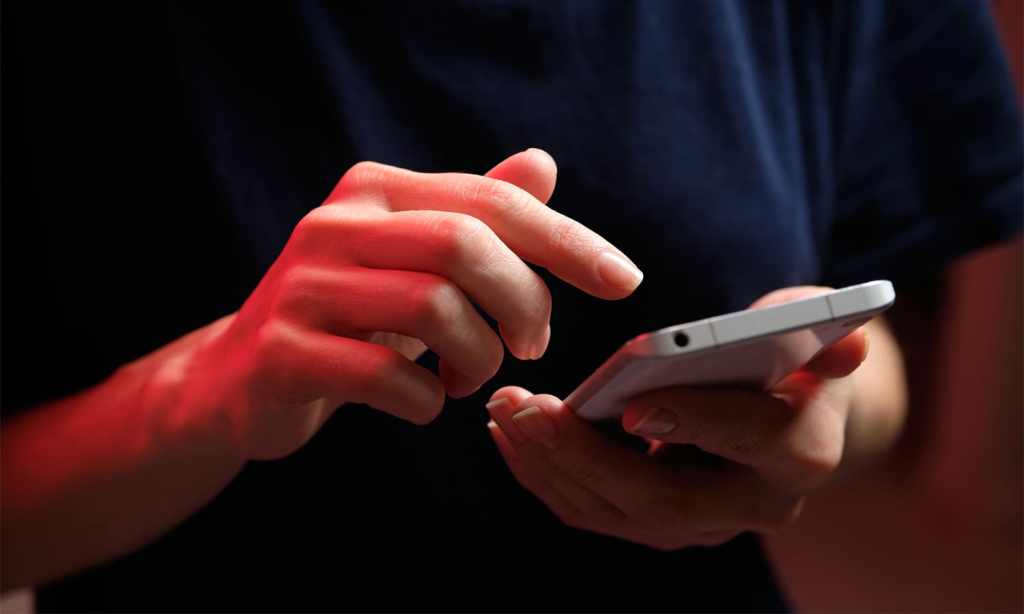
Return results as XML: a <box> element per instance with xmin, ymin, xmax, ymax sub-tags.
<box><xmin>2</xmin><ymin>1</ymin><xmax>1020</xmax><ymax>611</ymax></box>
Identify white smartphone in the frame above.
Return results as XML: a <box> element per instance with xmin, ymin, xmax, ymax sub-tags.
<box><xmin>567</xmin><ymin>280</ymin><xmax>895</xmax><ymax>421</ymax></box>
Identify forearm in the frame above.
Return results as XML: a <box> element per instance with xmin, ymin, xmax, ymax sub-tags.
<box><xmin>1</xmin><ymin>314</ymin><xmax>244</xmax><ymax>591</ymax></box>
<box><xmin>919</xmin><ymin>238</ymin><xmax>1022</xmax><ymax>529</ymax></box>
<box><xmin>763</xmin><ymin>239</ymin><xmax>1023</xmax><ymax>611</ymax></box>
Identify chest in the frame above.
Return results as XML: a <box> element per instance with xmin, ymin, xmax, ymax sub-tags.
<box><xmin>183</xmin><ymin>2</ymin><xmax>834</xmax><ymax>315</ymax></box>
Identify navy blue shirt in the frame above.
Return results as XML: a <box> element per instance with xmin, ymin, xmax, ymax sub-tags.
<box><xmin>3</xmin><ymin>1</ymin><xmax>1021</xmax><ymax>611</ymax></box>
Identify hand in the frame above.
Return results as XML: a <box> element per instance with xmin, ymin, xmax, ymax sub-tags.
<box><xmin>176</xmin><ymin>149</ymin><xmax>643</xmax><ymax>461</ymax></box>
<box><xmin>486</xmin><ymin>287</ymin><xmax>868</xmax><ymax>550</ymax></box>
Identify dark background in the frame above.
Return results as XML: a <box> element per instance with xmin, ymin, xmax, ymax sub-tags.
<box><xmin>2</xmin><ymin>2</ymin><xmax>1020</xmax><ymax>612</ymax></box>
<box><xmin>3</xmin><ymin>4</ymin><xmax>253</xmax><ymax>414</ymax></box>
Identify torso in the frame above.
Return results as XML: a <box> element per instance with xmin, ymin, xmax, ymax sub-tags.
<box><xmin>40</xmin><ymin>2</ymin><xmax>844</xmax><ymax>609</ymax></box>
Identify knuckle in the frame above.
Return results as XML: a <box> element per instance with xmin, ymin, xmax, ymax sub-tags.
<box><xmin>255</xmin><ymin>320</ymin><xmax>293</xmax><ymax>356</ymax></box>
<box><xmin>293</xmin><ymin>206</ymin><xmax>340</xmax><ymax>244</ymax></box>
<box><xmin>338</xmin><ymin>161</ymin><xmax>388</xmax><ymax>195</ymax></box>
<box><xmin>781</xmin><ymin>427</ymin><xmax>844</xmax><ymax>486</ymax></box>
<box><xmin>472</xmin><ymin>177</ymin><xmax>533</xmax><ymax>215</ymax></box>
<box><xmin>274</xmin><ymin>266</ymin><xmax>322</xmax><ymax>314</ymax></box>
<box><xmin>252</xmin><ymin>320</ymin><xmax>298</xmax><ymax>376</ymax></box>
<box><xmin>432</xmin><ymin>213</ymin><xmax>495</xmax><ymax>268</ymax></box>
<box><xmin>411</xmin><ymin>278</ymin><xmax>464</xmax><ymax>331</ymax></box>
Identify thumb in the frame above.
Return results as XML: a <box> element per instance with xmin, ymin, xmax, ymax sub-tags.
<box><xmin>751</xmin><ymin>286</ymin><xmax>869</xmax><ymax>379</ymax></box>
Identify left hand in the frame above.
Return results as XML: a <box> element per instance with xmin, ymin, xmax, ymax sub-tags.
<box><xmin>486</xmin><ymin>286</ymin><xmax>869</xmax><ymax>549</ymax></box>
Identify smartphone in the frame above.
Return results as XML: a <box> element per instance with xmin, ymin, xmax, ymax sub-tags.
<box><xmin>566</xmin><ymin>281</ymin><xmax>895</xmax><ymax>421</ymax></box>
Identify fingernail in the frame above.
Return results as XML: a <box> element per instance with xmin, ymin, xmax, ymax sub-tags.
<box><xmin>630</xmin><ymin>408</ymin><xmax>677</xmax><ymax>436</ymax></box>
<box><xmin>487</xmin><ymin>398</ymin><xmax>526</xmax><ymax>445</ymax></box>
<box><xmin>529</xmin><ymin>324</ymin><xmax>551</xmax><ymax>360</ymax></box>
<box><xmin>499</xmin><ymin>322</ymin><xmax>536</xmax><ymax>361</ymax></box>
<box><xmin>487</xmin><ymin>419</ymin><xmax>519</xmax><ymax>460</ymax></box>
<box><xmin>486</xmin><ymin>398</ymin><xmax>510</xmax><ymax>411</ymax></box>
<box><xmin>596</xmin><ymin>252</ymin><xmax>643</xmax><ymax>293</ymax></box>
<box><xmin>512</xmin><ymin>406</ymin><xmax>558</xmax><ymax>449</ymax></box>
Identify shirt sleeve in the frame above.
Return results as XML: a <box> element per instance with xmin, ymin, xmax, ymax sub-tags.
<box><xmin>823</xmin><ymin>0</ymin><xmax>1022</xmax><ymax>287</ymax></box>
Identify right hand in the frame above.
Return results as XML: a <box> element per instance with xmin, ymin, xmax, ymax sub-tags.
<box><xmin>178</xmin><ymin>149</ymin><xmax>644</xmax><ymax>460</ymax></box>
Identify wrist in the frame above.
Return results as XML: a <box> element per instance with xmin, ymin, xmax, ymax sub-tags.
<box><xmin>134</xmin><ymin>314</ymin><xmax>246</xmax><ymax>469</ymax></box>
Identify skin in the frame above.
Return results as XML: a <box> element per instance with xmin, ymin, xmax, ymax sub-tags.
<box><xmin>485</xmin><ymin>288</ymin><xmax>898</xmax><ymax>550</ymax></box>
<box><xmin>2</xmin><ymin>151</ymin><xmax>1020</xmax><ymax>611</ymax></box>
<box><xmin>2</xmin><ymin>149</ymin><xmax>642</xmax><ymax>589</ymax></box>
<box><xmin>764</xmin><ymin>239</ymin><xmax>1023</xmax><ymax>612</ymax></box>
<box><xmin>485</xmin><ymin>234</ymin><xmax>1021</xmax><ymax>608</ymax></box>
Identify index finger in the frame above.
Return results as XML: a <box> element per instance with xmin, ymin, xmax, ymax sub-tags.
<box><xmin>328</xmin><ymin>161</ymin><xmax>644</xmax><ymax>299</ymax></box>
